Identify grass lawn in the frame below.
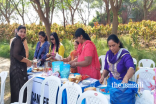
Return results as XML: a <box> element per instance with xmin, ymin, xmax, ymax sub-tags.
<box><xmin>1</xmin><ymin>35</ymin><xmax>156</xmax><ymax>63</ymax></box>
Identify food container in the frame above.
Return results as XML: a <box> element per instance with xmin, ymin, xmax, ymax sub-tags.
<box><xmin>33</xmin><ymin>59</ymin><xmax>38</xmax><ymax>69</ymax></box>
<box><xmin>60</xmin><ymin>64</ymin><xmax>70</xmax><ymax>78</ymax></box>
<box><xmin>52</xmin><ymin>61</ymin><xmax>64</xmax><ymax>73</ymax></box>
<box><xmin>55</xmin><ymin>53</ymin><xmax>62</xmax><ymax>61</ymax></box>
<box><xmin>84</xmin><ymin>87</ymin><xmax>96</xmax><ymax>92</ymax></box>
<box><xmin>68</xmin><ymin>76</ymin><xmax>76</xmax><ymax>82</ymax></box>
<box><xmin>44</xmin><ymin>61</ymin><xmax>51</xmax><ymax>75</ymax></box>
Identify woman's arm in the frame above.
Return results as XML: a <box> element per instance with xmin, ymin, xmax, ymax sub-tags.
<box><xmin>21</xmin><ymin>58</ymin><xmax>32</xmax><ymax>67</ymax></box>
<box><xmin>122</xmin><ymin>55</ymin><xmax>135</xmax><ymax>83</ymax></box>
<box><xmin>23</xmin><ymin>39</ymin><xmax>29</xmax><ymax>58</ymax></box>
<box><xmin>62</xmin><ymin>55</ymin><xmax>71</xmax><ymax>62</ymax></box>
<box><xmin>122</xmin><ymin>67</ymin><xmax>135</xmax><ymax>83</ymax></box>
<box><xmin>13</xmin><ymin>39</ymin><xmax>32</xmax><ymax>67</ymax></box>
<box><xmin>71</xmin><ymin>56</ymin><xmax>92</xmax><ymax>67</ymax></box>
<box><xmin>69</xmin><ymin>58</ymin><xmax>77</xmax><ymax>64</ymax></box>
<box><xmin>99</xmin><ymin>70</ymin><xmax>109</xmax><ymax>84</ymax></box>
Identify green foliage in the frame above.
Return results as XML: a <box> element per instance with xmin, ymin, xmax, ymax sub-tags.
<box><xmin>61</xmin><ymin>39</ymin><xmax>74</xmax><ymax>58</ymax></box>
<box><xmin>1</xmin><ymin>36</ymin><xmax>156</xmax><ymax>65</ymax></box>
<box><xmin>0</xmin><ymin>42</ymin><xmax>10</xmax><ymax>58</ymax></box>
<box><xmin>1</xmin><ymin>21</ymin><xmax>156</xmax><ymax>50</ymax></box>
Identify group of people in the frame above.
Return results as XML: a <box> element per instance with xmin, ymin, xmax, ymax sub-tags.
<box><xmin>9</xmin><ymin>25</ymin><xmax>135</xmax><ymax>103</ymax></box>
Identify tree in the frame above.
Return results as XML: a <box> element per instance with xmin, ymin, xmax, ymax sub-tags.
<box><xmin>103</xmin><ymin>0</ymin><xmax>111</xmax><ymax>24</ymax></box>
<box><xmin>143</xmin><ymin>0</ymin><xmax>153</xmax><ymax>20</ymax></box>
<box><xmin>0</xmin><ymin>0</ymin><xmax>15</xmax><ymax>24</ymax></box>
<box><xmin>89</xmin><ymin>11</ymin><xmax>106</xmax><ymax>26</ymax></box>
<box><xmin>90</xmin><ymin>0</ymin><xmax>106</xmax><ymax>24</ymax></box>
<box><xmin>11</xmin><ymin>0</ymin><xmax>27</xmax><ymax>25</ymax></box>
<box><xmin>110</xmin><ymin>0</ymin><xmax>122</xmax><ymax>34</ymax></box>
<box><xmin>57</xmin><ymin>0</ymin><xmax>69</xmax><ymax>27</ymax></box>
<box><xmin>30</xmin><ymin>0</ymin><xmax>56</xmax><ymax>40</ymax></box>
<box><xmin>65</xmin><ymin>0</ymin><xmax>82</xmax><ymax>24</ymax></box>
<box><xmin>77</xmin><ymin>0</ymin><xmax>92</xmax><ymax>25</ymax></box>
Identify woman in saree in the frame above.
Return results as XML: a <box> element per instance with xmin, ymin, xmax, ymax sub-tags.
<box><xmin>46</xmin><ymin>32</ymin><xmax>65</xmax><ymax>61</ymax></box>
<box><xmin>99</xmin><ymin>34</ymin><xmax>135</xmax><ymax>84</ymax></box>
<box><xmin>62</xmin><ymin>41</ymin><xmax>79</xmax><ymax>73</ymax></box>
<box><xmin>33</xmin><ymin>31</ymin><xmax>49</xmax><ymax>66</ymax></box>
<box><xmin>10</xmin><ymin>25</ymin><xmax>32</xmax><ymax>103</ymax></box>
<box><xmin>70</xmin><ymin>28</ymin><xmax>101</xmax><ymax>79</ymax></box>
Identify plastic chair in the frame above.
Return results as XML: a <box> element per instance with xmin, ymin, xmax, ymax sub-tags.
<box><xmin>0</xmin><ymin>71</ymin><xmax>8</xmax><ymax>104</ymax></box>
<box><xmin>99</xmin><ymin>55</ymin><xmax>107</xmax><ymax>85</ymax></box>
<box><xmin>40</xmin><ymin>76</ymin><xmax>61</xmax><ymax>104</ymax></box>
<box><xmin>133</xmin><ymin>58</ymin><xmax>137</xmax><ymax>64</ymax></box>
<box><xmin>135</xmin><ymin>68</ymin><xmax>155</xmax><ymax>82</ymax></box>
<box><xmin>57</xmin><ymin>82</ymin><xmax>82</xmax><ymax>104</ymax></box>
<box><xmin>138</xmin><ymin>59</ymin><xmax>155</xmax><ymax>68</ymax></box>
<box><xmin>77</xmin><ymin>91</ymin><xmax>109</xmax><ymax>104</ymax></box>
<box><xmin>11</xmin><ymin>77</ymin><xmax>34</xmax><ymax>104</ymax></box>
<box><xmin>99</xmin><ymin>55</ymin><xmax>105</xmax><ymax>74</ymax></box>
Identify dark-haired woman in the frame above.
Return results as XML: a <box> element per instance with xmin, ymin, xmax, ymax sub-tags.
<box><xmin>70</xmin><ymin>28</ymin><xmax>101</xmax><ymax>79</ymax></box>
<box><xmin>99</xmin><ymin>34</ymin><xmax>135</xmax><ymax>84</ymax></box>
<box><xmin>46</xmin><ymin>32</ymin><xmax>65</xmax><ymax>61</ymax></box>
<box><xmin>10</xmin><ymin>28</ymin><xmax>29</xmax><ymax>58</ymax></box>
<box><xmin>10</xmin><ymin>25</ymin><xmax>32</xmax><ymax>103</ymax></box>
<box><xmin>34</xmin><ymin>31</ymin><xmax>50</xmax><ymax>66</ymax></box>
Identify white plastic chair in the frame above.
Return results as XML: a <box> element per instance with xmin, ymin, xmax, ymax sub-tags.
<box><xmin>77</xmin><ymin>91</ymin><xmax>109</xmax><ymax>104</ymax></box>
<box><xmin>57</xmin><ymin>82</ymin><xmax>82</xmax><ymax>104</ymax></box>
<box><xmin>99</xmin><ymin>55</ymin><xmax>107</xmax><ymax>85</ymax></box>
<box><xmin>40</xmin><ymin>76</ymin><xmax>61</xmax><ymax>104</ymax></box>
<box><xmin>135</xmin><ymin>68</ymin><xmax>155</xmax><ymax>83</ymax></box>
<box><xmin>99</xmin><ymin>55</ymin><xmax>105</xmax><ymax>74</ymax></box>
<box><xmin>0</xmin><ymin>71</ymin><xmax>8</xmax><ymax>104</ymax></box>
<box><xmin>133</xmin><ymin>58</ymin><xmax>137</xmax><ymax>64</ymax></box>
<box><xmin>138</xmin><ymin>59</ymin><xmax>155</xmax><ymax>68</ymax></box>
<box><xmin>11</xmin><ymin>77</ymin><xmax>34</xmax><ymax>104</ymax></box>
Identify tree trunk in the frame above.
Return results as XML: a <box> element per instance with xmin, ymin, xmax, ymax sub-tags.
<box><xmin>63</xmin><ymin>8</ymin><xmax>66</xmax><ymax>27</ymax></box>
<box><xmin>71</xmin><ymin>14</ymin><xmax>74</xmax><ymax>25</ymax></box>
<box><xmin>107</xmin><ymin>10</ymin><xmax>110</xmax><ymax>25</ymax></box>
<box><xmin>6</xmin><ymin>17</ymin><xmax>10</xmax><ymax>24</ymax></box>
<box><xmin>105</xmin><ymin>1</ymin><xmax>110</xmax><ymax>24</ymax></box>
<box><xmin>144</xmin><ymin>9</ymin><xmax>148</xmax><ymax>20</ymax></box>
<box><xmin>22</xmin><ymin>16</ymin><xmax>25</xmax><ymax>25</ymax></box>
<box><xmin>44</xmin><ymin>21</ymin><xmax>51</xmax><ymax>42</ymax></box>
<box><xmin>112</xmin><ymin>13</ymin><xmax>118</xmax><ymax>35</ymax></box>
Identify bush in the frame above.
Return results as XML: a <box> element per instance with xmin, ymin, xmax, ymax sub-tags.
<box><xmin>1</xmin><ymin>21</ymin><xmax>156</xmax><ymax>47</ymax></box>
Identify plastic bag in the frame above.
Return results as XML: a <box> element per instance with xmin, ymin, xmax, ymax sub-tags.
<box><xmin>107</xmin><ymin>77</ymin><xmax>138</xmax><ymax>104</ymax></box>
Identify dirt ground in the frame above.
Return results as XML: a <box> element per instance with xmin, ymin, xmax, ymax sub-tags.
<box><xmin>0</xmin><ymin>57</ymin><xmax>10</xmax><ymax>104</ymax></box>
